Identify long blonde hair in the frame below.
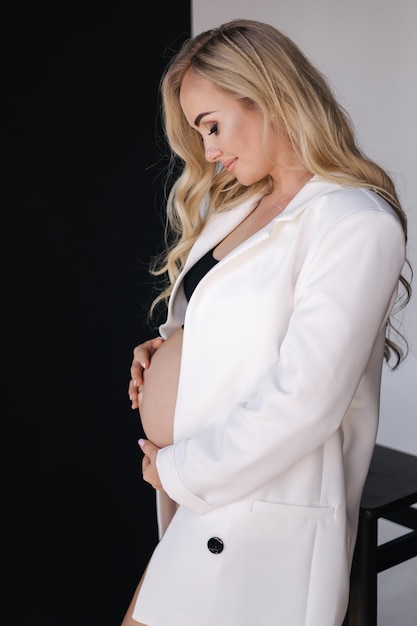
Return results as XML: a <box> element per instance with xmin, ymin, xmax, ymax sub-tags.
<box><xmin>149</xmin><ymin>18</ymin><xmax>412</xmax><ymax>367</ymax></box>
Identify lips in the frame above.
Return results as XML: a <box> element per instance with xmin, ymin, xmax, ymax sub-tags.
<box><xmin>223</xmin><ymin>158</ymin><xmax>237</xmax><ymax>173</ymax></box>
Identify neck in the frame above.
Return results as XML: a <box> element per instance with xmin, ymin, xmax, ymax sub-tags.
<box><xmin>266</xmin><ymin>169</ymin><xmax>313</xmax><ymax>212</ymax></box>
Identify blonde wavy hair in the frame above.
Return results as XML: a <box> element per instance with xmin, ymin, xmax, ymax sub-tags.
<box><xmin>149</xmin><ymin>18</ymin><xmax>412</xmax><ymax>367</ymax></box>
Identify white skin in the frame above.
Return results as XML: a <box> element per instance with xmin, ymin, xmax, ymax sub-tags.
<box><xmin>181</xmin><ymin>68</ymin><xmax>303</xmax><ymax>186</ymax></box>
<box><xmin>122</xmin><ymin>68</ymin><xmax>312</xmax><ymax>626</ymax></box>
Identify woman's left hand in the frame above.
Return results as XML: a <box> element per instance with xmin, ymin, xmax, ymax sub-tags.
<box><xmin>138</xmin><ymin>438</ymin><xmax>163</xmax><ymax>490</ymax></box>
<box><xmin>128</xmin><ymin>337</ymin><xmax>165</xmax><ymax>409</ymax></box>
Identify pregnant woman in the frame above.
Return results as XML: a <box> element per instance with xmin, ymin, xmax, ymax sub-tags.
<box><xmin>122</xmin><ymin>19</ymin><xmax>411</xmax><ymax>626</ymax></box>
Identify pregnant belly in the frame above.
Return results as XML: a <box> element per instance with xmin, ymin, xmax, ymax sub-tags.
<box><xmin>139</xmin><ymin>327</ymin><xmax>183</xmax><ymax>448</ymax></box>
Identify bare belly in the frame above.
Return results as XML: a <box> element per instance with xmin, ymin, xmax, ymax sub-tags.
<box><xmin>138</xmin><ymin>327</ymin><xmax>183</xmax><ymax>448</ymax></box>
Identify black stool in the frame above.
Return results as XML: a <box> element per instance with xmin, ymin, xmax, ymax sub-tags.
<box><xmin>344</xmin><ymin>444</ymin><xmax>417</xmax><ymax>625</ymax></box>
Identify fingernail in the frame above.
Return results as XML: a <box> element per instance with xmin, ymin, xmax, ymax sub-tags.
<box><xmin>138</xmin><ymin>438</ymin><xmax>145</xmax><ymax>447</ymax></box>
<box><xmin>140</xmin><ymin>361</ymin><xmax>147</xmax><ymax>369</ymax></box>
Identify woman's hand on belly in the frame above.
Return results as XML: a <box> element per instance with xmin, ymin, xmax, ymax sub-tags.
<box><xmin>139</xmin><ymin>327</ymin><xmax>183</xmax><ymax>448</ymax></box>
<box><xmin>128</xmin><ymin>336</ymin><xmax>165</xmax><ymax>409</ymax></box>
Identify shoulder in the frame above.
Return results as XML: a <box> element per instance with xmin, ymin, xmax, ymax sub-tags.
<box><xmin>322</xmin><ymin>186</ymin><xmax>394</xmax><ymax>214</ymax></box>
<box><xmin>284</xmin><ymin>177</ymin><xmax>397</xmax><ymax>225</ymax></box>
<box><xmin>297</xmin><ymin>179</ymin><xmax>401</xmax><ymax>234</ymax></box>
<box><xmin>310</xmin><ymin>178</ymin><xmax>396</xmax><ymax>216</ymax></box>
<box><xmin>278</xmin><ymin>179</ymin><xmax>406</xmax><ymax>259</ymax></box>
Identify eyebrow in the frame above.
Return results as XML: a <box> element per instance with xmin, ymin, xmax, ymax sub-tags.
<box><xmin>194</xmin><ymin>111</ymin><xmax>215</xmax><ymax>127</ymax></box>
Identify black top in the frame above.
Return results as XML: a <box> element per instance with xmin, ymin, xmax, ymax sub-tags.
<box><xmin>183</xmin><ymin>247</ymin><xmax>219</xmax><ymax>302</ymax></box>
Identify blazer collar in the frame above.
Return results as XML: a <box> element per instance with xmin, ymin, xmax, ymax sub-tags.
<box><xmin>186</xmin><ymin>176</ymin><xmax>341</xmax><ymax>264</ymax></box>
<box><xmin>162</xmin><ymin>176</ymin><xmax>342</xmax><ymax>332</ymax></box>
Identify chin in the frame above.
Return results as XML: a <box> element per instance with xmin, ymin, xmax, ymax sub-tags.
<box><xmin>235</xmin><ymin>169</ymin><xmax>266</xmax><ymax>186</ymax></box>
<box><xmin>235</xmin><ymin>173</ymin><xmax>253</xmax><ymax>186</ymax></box>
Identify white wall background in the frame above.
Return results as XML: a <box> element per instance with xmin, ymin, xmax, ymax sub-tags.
<box><xmin>192</xmin><ymin>4</ymin><xmax>417</xmax><ymax>624</ymax></box>
<box><xmin>193</xmin><ymin>0</ymin><xmax>417</xmax><ymax>456</ymax></box>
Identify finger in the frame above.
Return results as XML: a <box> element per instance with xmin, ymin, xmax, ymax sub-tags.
<box><xmin>137</xmin><ymin>385</ymin><xmax>144</xmax><ymax>407</ymax></box>
<box><xmin>130</xmin><ymin>340</ymin><xmax>152</xmax><ymax>385</ymax></box>
<box><xmin>128</xmin><ymin>379</ymin><xmax>140</xmax><ymax>409</ymax></box>
<box><xmin>150</xmin><ymin>336</ymin><xmax>165</xmax><ymax>351</ymax></box>
<box><xmin>132</xmin><ymin>339</ymin><xmax>155</xmax><ymax>369</ymax></box>
<box><xmin>128</xmin><ymin>378</ymin><xmax>138</xmax><ymax>396</ymax></box>
<box><xmin>138</xmin><ymin>437</ymin><xmax>150</xmax><ymax>454</ymax></box>
<box><xmin>133</xmin><ymin>337</ymin><xmax>164</xmax><ymax>363</ymax></box>
<box><xmin>138</xmin><ymin>438</ymin><xmax>159</xmax><ymax>457</ymax></box>
<box><xmin>130</xmin><ymin>360</ymin><xmax>145</xmax><ymax>387</ymax></box>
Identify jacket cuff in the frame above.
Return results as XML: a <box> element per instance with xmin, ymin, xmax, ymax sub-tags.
<box><xmin>157</xmin><ymin>443</ymin><xmax>214</xmax><ymax>515</ymax></box>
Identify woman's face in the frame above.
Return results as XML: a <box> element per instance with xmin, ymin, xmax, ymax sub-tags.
<box><xmin>179</xmin><ymin>69</ymin><xmax>290</xmax><ymax>186</ymax></box>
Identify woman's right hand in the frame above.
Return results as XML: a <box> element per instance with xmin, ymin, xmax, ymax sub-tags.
<box><xmin>128</xmin><ymin>336</ymin><xmax>165</xmax><ymax>409</ymax></box>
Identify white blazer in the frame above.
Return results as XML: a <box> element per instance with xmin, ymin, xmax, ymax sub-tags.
<box><xmin>133</xmin><ymin>177</ymin><xmax>406</xmax><ymax>626</ymax></box>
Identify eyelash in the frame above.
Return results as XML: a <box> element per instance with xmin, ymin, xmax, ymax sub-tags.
<box><xmin>208</xmin><ymin>124</ymin><xmax>218</xmax><ymax>136</ymax></box>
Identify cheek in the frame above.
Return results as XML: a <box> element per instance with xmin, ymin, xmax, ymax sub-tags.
<box><xmin>240</xmin><ymin>132</ymin><xmax>270</xmax><ymax>171</ymax></box>
<box><xmin>237</xmin><ymin>140</ymin><xmax>273</xmax><ymax>185</ymax></box>
<box><xmin>239</xmin><ymin>117</ymin><xmax>267</xmax><ymax>160</ymax></box>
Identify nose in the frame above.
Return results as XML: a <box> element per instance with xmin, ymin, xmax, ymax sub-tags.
<box><xmin>204</xmin><ymin>143</ymin><xmax>222</xmax><ymax>163</ymax></box>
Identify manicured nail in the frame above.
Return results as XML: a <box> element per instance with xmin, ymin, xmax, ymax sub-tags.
<box><xmin>138</xmin><ymin>438</ymin><xmax>145</xmax><ymax>447</ymax></box>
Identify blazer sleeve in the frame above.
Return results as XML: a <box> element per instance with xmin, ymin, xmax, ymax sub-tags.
<box><xmin>156</xmin><ymin>208</ymin><xmax>406</xmax><ymax>515</ymax></box>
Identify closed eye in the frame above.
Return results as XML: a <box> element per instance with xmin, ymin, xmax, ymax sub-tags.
<box><xmin>208</xmin><ymin>124</ymin><xmax>218</xmax><ymax>136</ymax></box>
